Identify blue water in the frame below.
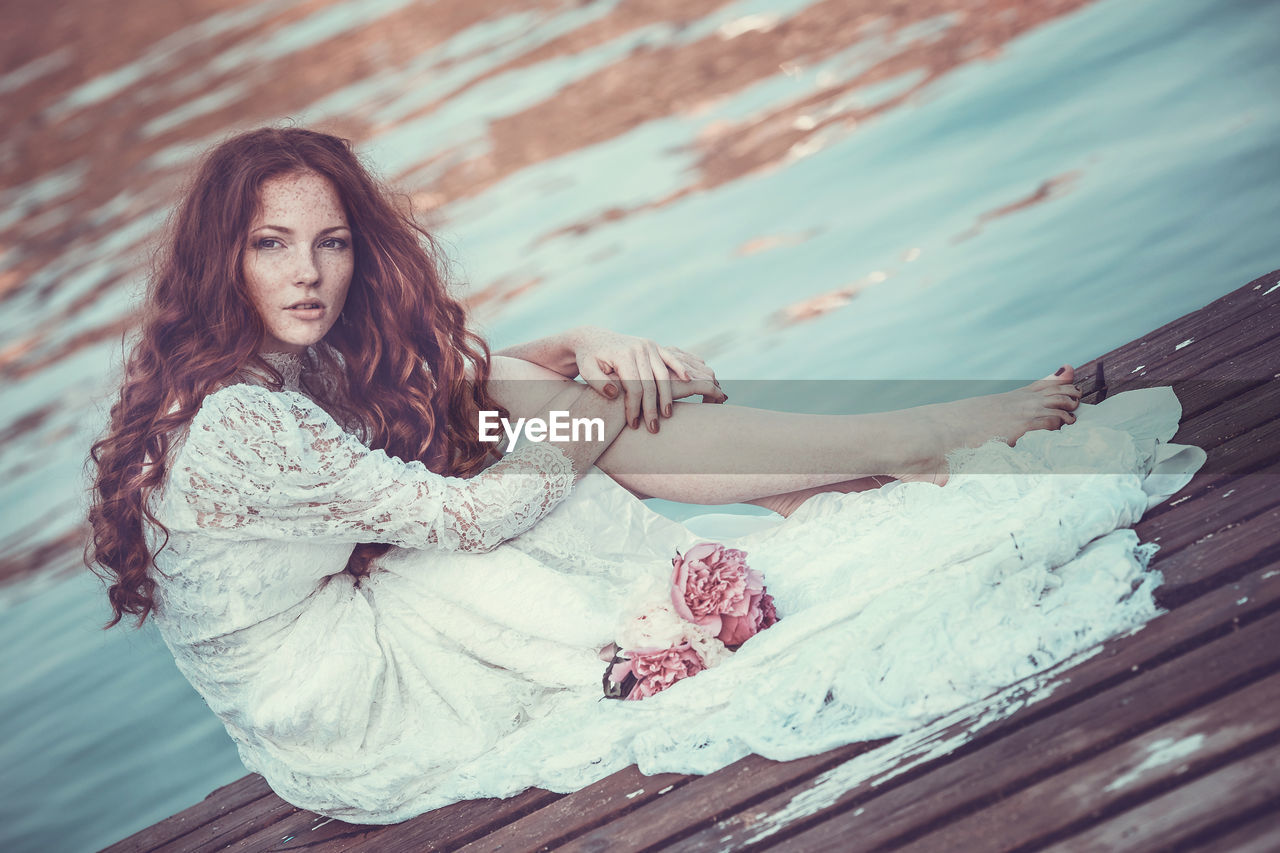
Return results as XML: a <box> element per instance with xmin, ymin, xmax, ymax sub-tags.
<box><xmin>1</xmin><ymin>0</ymin><xmax>1276</xmax><ymax>850</ymax></box>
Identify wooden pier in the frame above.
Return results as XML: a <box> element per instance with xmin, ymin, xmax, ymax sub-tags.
<box><xmin>105</xmin><ymin>269</ymin><xmax>1280</xmax><ymax>852</ymax></box>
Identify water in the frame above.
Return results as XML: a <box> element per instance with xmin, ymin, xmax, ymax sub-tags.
<box><xmin>0</xmin><ymin>0</ymin><xmax>1276</xmax><ymax>849</ymax></box>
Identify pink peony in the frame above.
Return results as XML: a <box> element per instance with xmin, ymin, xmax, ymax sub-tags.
<box><xmin>608</xmin><ymin>643</ymin><xmax>707</xmax><ymax>700</ymax></box>
<box><xmin>670</xmin><ymin>543</ymin><xmax>754</xmax><ymax>635</ymax></box>
<box><xmin>717</xmin><ymin>589</ymin><xmax>779</xmax><ymax>647</ymax></box>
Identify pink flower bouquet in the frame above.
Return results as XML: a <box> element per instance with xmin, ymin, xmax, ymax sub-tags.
<box><xmin>604</xmin><ymin>543</ymin><xmax>779</xmax><ymax>701</ymax></box>
<box><xmin>671</xmin><ymin>542</ymin><xmax>778</xmax><ymax>648</ymax></box>
<box><xmin>605</xmin><ymin>643</ymin><xmax>706</xmax><ymax>701</ymax></box>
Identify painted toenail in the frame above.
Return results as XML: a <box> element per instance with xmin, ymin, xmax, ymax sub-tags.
<box><xmin>1054</xmin><ymin>367</ymin><xmax>1065</xmax><ymax>376</ymax></box>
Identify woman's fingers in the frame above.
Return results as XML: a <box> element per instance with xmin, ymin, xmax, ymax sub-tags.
<box><xmin>671</xmin><ymin>360</ymin><xmax>725</xmax><ymax>404</ymax></box>
<box><xmin>670</xmin><ymin>365</ymin><xmax>725</xmax><ymax>402</ymax></box>
<box><xmin>573</xmin><ymin>339</ymin><xmax>723</xmax><ymax>428</ymax></box>
<box><xmin>657</xmin><ymin>346</ymin><xmax>692</xmax><ymax>382</ymax></box>
<box><xmin>671</xmin><ymin>347</ymin><xmax>717</xmax><ymax>389</ymax></box>
<box><xmin>634</xmin><ymin>352</ymin><xmax>660</xmax><ymax>432</ymax></box>
<box><xmin>608</xmin><ymin>353</ymin><xmax>655</xmax><ymax>430</ymax></box>
<box><xmin>646</xmin><ymin>345</ymin><xmax>675</xmax><ymax>422</ymax></box>
<box><xmin>578</xmin><ymin>356</ymin><xmax>621</xmax><ymax>402</ymax></box>
<box><xmin>675</xmin><ymin>377</ymin><xmax>726</xmax><ymax>404</ymax></box>
<box><xmin>615</xmin><ymin>366</ymin><xmax>644</xmax><ymax>429</ymax></box>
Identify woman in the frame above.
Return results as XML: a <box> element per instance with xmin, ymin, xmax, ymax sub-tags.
<box><xmin>88</xmin><ymin>127</ymin><xmax>1196</xmax><ymax>822</ymax></box>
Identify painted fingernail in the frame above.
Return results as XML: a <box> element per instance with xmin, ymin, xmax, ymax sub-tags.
<box><xmin>604</xmin><ymin>384</ymin><xmax>618</xmax><ymax>398</ymax></box>
<box><xmin>663</xmin><ymin>404</ymin><xmax>672</xmax><ymax>417</ymax></box>
<box><xmin>631</xmin><ymin>417</ymin><xmax>640</xmax><ymax>429</ymax></box>
<box><xmin>648</xmin><ymin>420</ymin><xmax>658</xmax><ymax>434</ymax></box>
<box><xmin>1054</xmin><ymin>367</ymin><xmax>1065</xmax><ymax>376</ymax></box>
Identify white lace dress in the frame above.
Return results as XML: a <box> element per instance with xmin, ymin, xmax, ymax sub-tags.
<box><xmin>148</xmin><ymin>355</ymin><xmax>1205</xmax><ymax>823</ymax></box>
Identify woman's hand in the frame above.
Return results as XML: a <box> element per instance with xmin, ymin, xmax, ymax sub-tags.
<box><xmin>571</xmin><ymin>327</ymin><xmax>726</xmax><ymax>432</ymax></box>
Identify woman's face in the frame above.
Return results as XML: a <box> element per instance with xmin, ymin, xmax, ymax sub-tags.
<box><xmin>243</xmin><ymin>170</ymin><xmax>354</xmax><ymax>354</ymax></box>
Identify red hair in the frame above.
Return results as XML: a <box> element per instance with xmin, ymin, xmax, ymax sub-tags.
<box><xmin>88</xmin><ymin>127</ymin><xmax>506</xmax><ymax>627</ymax></box>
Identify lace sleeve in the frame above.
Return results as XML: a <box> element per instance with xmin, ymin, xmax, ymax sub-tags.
<box><xmin>173</xmin><ymin>383</ymin><xmax>575</xmax><ymax>552</ymax></box>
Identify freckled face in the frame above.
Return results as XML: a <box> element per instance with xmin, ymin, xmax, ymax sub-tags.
<box><xmin>243</xmin><ymin>171</ymin><xmax>354</xmax><ymax>354</ymax></box>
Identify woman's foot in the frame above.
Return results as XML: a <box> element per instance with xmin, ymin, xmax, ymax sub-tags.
<box><xmin>894</xmin><ymin>366</ymin><xmax>1082</xmax><ymax>486</ymax></box>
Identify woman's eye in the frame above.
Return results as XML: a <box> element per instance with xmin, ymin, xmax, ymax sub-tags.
<box><xmin>320</xmin><ymin>237</ymin><xmax>349</xmax><ymax>249</ymax></box>
<box><xmin>255</xmin><ymin>237</ymin><xmax>282</xmax><ymax>249</ymax></box>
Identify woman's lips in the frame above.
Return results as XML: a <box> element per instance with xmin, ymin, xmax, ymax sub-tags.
<box><xmin>285</xmin><ymin>302</ymin><xmax>325</xmax><ymax>320</ymax></box>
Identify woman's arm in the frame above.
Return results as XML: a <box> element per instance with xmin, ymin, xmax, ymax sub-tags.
<box><xmin>493</xmin><ymin>327</ymin><xmax>584</xmax><ymax>379</ymax></box>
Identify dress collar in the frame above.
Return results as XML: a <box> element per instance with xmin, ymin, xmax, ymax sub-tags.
<box><xmin>260</xmin><ymin>350</ymin><xmax>305</xmax><ymax>391</ymax></box>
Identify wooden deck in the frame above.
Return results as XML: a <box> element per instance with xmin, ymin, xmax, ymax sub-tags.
<box><xmin>105</xmin><ymin>269</ymin><xmax>1280</xmax><ymax>853</ymax></box>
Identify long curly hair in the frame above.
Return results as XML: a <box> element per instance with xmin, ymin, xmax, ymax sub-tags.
<box><xmin>88</xmin><ymin>127</ymin><xmax>506</xmax><ymax>628</ymax></box>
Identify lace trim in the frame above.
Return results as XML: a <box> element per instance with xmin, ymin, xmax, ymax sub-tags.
<box><xmin>260</xmin><ymin>351</ymin><xmax>306</xmax><ymax>391</ymax></box>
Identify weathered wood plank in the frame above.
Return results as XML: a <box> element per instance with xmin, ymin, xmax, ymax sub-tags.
<box><xmin>1137</xmin><ymin>473</ymin><xmax>1280</xmax><ymax>562</ymax></box>
<box><xmin>553</xmin><ymin>744</ymin><xmax>880</xmax><ymax>853</ymax></box>
<box><xmin>892</xmin><ymin>673</ymin><xmax>1280</xmax><ymax>853</ymax></box>
<box><xmin>1173</xmin><ymin>802</ymin><xmax>1280</xmax><ymax>853</ymax></box>
<box><xmin>1044</xmin><ymin>737</ymin><xmax>1280</xmax><ymax>853</ymax></box>
<box><xmin>1072</xmin><ymin>268</ymin><xmax>1280</xmax><ymax>401</ymax></box>
<box><xmin>1076</xmin><ymin>326</ymin><xmax>1280</xmax><ymax>423</ymax></box>
<box><xmin>1077</xmin><ymin>311</ymin><xmax>1280</xmax><ymax>409</ymax></box>
<box><xmin>1175</xmin><ymin>377</ymin><xmax>1280</xmax><ymax>454</ymax></box>
<box><xmin>1197</xmin><ymin>408</ymin><xmax>1280</xmax><ymax>477</ymax></box>
<box><xmin>153</xmin><ymin>794</ymin><xmax>301</xmax><ymax>853</ymax></box>
<box><xmin>662</xmin><ymin>524</ymin><xmax>1280</xmax><ymax>852</ymax></box>
<box><xmin>1153</xmin><ymin>503</ymin><xmax>1280</xmax><ymax>608</ymax></box>
<box><xmin>1172</xmin><ymin>355</ymin><xmax>1280</xmax><ymax>426</ymax></box>
<box><xmin>213</xmin><ymin>809</ymin><xmax>369</xmax><ymax>852</ymax></box>
<box><xmin>102</xmin><ymin>775</ymin><xmax>274</xmax><ymax>853</ymax></box>
<box><xmin>338</xmin><ymin>788</ymin><xmax>564</xmax><ymax>853</ymax></box>
<box><xmin>455</xmin><ymin>765</ymin><xmax>689</xmax><ymax>852</ymax></box>
<box><xmin>1149</xmin><ymin>471</ymin><xmax>1250</xmax><ymax>518</ymax></box>
<box><xmin>214</xmin><ymin>786</ymin><xmax>563</xmax><ymax>853</ymax></box>
<box><xmin>1087</xmin><ymin>268</ymin><xmax>1279</xmax><ymax>378</ymax></box>
<box><xmin>769</xmin><ymin>610</ymin><xmax>1280</xmax><ymax>852</ymax></box>
<box><xmin>1131</xmin><ymin>338</ymin><xmax>1280</xmax><ymax>522</ymax></box>
<box><xmin>1080</xmin><ymin>304</ymin><xmax>1280</xmax><ymax>515</ymax></box>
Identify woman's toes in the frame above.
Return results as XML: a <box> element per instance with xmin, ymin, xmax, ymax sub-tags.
<box><xmin>1031</xmin><ymin>414</ymin><xmax>1060</xmax><ymax>431</ymax></box>
<box><xmin>1030</xmin><ymin>365</ymin><xmax>1075</xmax><ymax>390</ymax></box>
<box><xmin>1047</xmin><ymin>364</ymin><xmax>1075</xmax><ymax>385</ymax></box>
<box><xmin>1048</xmin><ymin>393</ymin><xmax>1080</xmax><ymax>411</ymax></box>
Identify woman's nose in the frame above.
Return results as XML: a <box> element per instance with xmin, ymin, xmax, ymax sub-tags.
<box><xmin>292</xmin><ymin>249</ymin><xmax>320</xmax><ymax>285</ymax></box>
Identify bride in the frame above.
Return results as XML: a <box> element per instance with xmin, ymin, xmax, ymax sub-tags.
<box><xmin>87</xmin><ymin>127</ymin><xmax>1192</xmax><ymax>823</ymax></box>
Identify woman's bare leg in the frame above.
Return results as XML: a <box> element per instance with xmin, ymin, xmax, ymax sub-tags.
<box><xmin>487</xmin><ymin>357</ymin><xmax>1081</xmax><ymax>506</ymax></box>
<box><xmin>745</xmin><ymin>477</ymin><xmax>887</xmax><ymax>517</ymax></box>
